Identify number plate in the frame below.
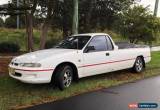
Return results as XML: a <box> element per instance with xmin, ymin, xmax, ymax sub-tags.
<box><xmin>9</xmin><ymin>67</ymin><xmax>15</xmax><ymax>75</ymax></box>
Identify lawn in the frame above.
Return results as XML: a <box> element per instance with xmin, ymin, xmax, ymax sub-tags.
<box><xmin>0</xmin><ymin>51</ymin><xmax>159</xmax><ymax>110</ymax></box>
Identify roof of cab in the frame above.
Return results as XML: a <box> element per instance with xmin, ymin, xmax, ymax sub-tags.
<box><xmin>72</xmin><ymin>33</ymin><xmax>109</xmax><ymax>37</ymax></box>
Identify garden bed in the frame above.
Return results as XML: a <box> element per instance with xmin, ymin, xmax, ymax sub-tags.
<box><xmin>0</xmin><ymin>52</ymin><xmax>25</xmax><ymax>74</ymax></box>
<box><xmin>0</xmin><ymin>56</ymin><xmax>13</xmax><ymax>74</ymax></box>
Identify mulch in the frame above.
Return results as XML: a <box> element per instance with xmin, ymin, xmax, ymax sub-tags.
<box><xmin>0</xmin><ymin>52</ymin><xmax>26</xmax><ymax>76</ymax></box>
<box><xmin>0</xmin><ymin>57</ymin><xmax>13</xmax><ymax>75</ymax></box>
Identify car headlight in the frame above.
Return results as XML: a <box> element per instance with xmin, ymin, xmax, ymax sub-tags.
<box><xmin>20</xmin><ymin>63</ymin><xmax>41</xmax><ymax>67</ymax></box>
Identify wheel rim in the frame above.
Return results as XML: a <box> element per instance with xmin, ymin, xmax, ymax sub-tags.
<box><xmin>63</xmin><ymin>69</ymin><xmax>72</xmax><ymax>87</ymax></box>
<box><xmin>135</xmin><ymin>58</ymin><xmax>143</xmax><ymax>72</ymax></box>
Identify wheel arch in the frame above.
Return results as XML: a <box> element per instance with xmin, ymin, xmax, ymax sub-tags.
<box><xmin>51</xmin><ymin>62</ymin><xmax>79</xmax><ymax>82</ymax></box>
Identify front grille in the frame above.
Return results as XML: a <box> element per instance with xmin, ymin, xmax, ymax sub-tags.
<box><xmin>14</xmin><ymin>63</ymin><xmax>19</xmax><ymax>66</ymax></box>
<box><xmin>11</xmin><ymin>62</ymin><xmax>19</xmax><ymax>66</ymax></box>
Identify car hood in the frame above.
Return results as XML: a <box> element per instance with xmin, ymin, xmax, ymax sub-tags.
<box><xmin>12</xmin><ymin>48</ymin><xmax>77</xmax><ymax>63</ymax></box>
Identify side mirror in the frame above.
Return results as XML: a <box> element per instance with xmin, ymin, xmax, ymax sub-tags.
<box><xmin>114</xmin><ymin>45</ymin><xmax>119</xmax><ymax>50</ymax></box>
<box><xmin>84</xmin><ymin>46</ymin><xmax>95</xmax><ymax>53</ymax></box>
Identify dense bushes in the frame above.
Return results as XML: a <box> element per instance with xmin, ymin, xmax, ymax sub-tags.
<box><xmin>45</xmin><ymin>39</ymin><xmax>60</xmax><ymax>49</ymax></box>
<box><xmin>5</xmin><ymin>17</ymin><xmax>17</xmax><ymax>28</ymax></box>
<box><xmin>116</xmin><ymin>6</ymin><xmax>160</xmax><ymax>44</ymax></box>
<box><xmin>0</xmin><ymin>18</ymin><xmax>4</xmax><ymax>27</ymax></box>
<box><xmin>0</xmin><ymin>28</ymin><xmax>64</xmax><ymax>51</ymax></box>
<box><xmin>0</xmin><ymin>41</ymin><xmax>20</xmax><ymax>53</ymax></box>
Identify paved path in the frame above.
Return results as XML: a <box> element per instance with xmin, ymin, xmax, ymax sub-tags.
<box><xmin>151</xmin><ymin>46</ymin><xmax>160</xmax><ymax>51</ymax></box>
<box><xmin>26</xmin><ymin>76</ymin><xmax>160</xmax><ymax>110</ymax></box>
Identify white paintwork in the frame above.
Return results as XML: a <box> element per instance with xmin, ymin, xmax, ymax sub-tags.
<box><xmin>9</xmin><ymin>33</ymin><xmax>151</xmax><ymax>84</ymax></box>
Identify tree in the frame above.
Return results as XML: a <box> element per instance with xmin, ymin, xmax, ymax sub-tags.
<box><xmin>117</xmin><ymin>6</ymin><xmax>160</xmax><ymax>44</ymax></box>
<box><xmin>0</xmin><ymin>0</ymin><xmax>138</xmax><ymax>50</ymax></box>
<box><xmin>24</xmin><ymin>0</ymin><xmax>37</xmax><ymax>51</ymax></box>
<box><xmin>1</xmin><ymin>0</ymin><xmax>55</xmax><ymax>50</ymax></box>
<box><xmin>4</xmin><ymin>15</ymin><xmax>25</xmax><ymax>28</ymax></box>
<box><xmin>79</xmin><ymin>0</ymin><xmax>133</xmax><ymax>32</ymax></box>
<box><xmin>34</xmin><ymin>0</ymin><xmax>135</xmax><ymax>49</ymax></box>
<box><xmin>50</xmin><ymin>0</ymin><xmax>73</xmax><ymax>38</ymax></box>
<box><xmin>49</xmin><ymin>0</ymin><xmax>134</xmax><ymax>36</ymax></box>
<box><xmin>38</xmin><ymin>0</ymin><xmax>55</xmax><ymax>49</ymax></box>
<box><xmin>36</xmin><ymin>0</ymin><xmax>65</xmax><ymax>49</ymax></box>
<box><xmin>5</xmin><ymin>16</ymin><xmax>17</xmax><ymax>28</ymax></box>
<box><xmin>1</xmin><ymin>0</ymin><xmax>37</xmax><ymax>51</ymax></box>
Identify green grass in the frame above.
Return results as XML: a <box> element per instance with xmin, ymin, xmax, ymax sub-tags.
<box><xmin>0</xmin><ymin>51</ymin><xmax>160</xmax><ymax>110</ymax></box>
<box><xmin>147</xmin><ymin>51</ymin><xmax>160</xmax><ymax>69</ymax></box>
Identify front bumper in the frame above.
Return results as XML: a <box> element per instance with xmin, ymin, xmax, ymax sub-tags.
<box><xmin>9</xmin><ymin>66</ymin><xmax>54</xmax><ymax>84</ymax></box>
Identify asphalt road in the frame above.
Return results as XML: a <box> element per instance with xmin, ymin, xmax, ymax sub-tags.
<box><xmin>26</xmin><ymin>76</ymin><xmax>160</xmax><ymax>110</ymax></box>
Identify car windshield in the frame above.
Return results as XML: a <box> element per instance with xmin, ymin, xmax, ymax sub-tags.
<box><xmin>55</xmin><ymin>36</ymin><xmax>91</xmax><ymax>49</ymax></box>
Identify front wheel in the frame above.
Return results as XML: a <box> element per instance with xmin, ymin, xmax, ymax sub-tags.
<box><xmin>133</xmin><ymin>57</ymin><xmax>144</xmax><ymax>73</ymax></box>
<box><xmin>55</xmin><ymin>65</ymin><xmax>73</xmax><ymax>90</ymax></box>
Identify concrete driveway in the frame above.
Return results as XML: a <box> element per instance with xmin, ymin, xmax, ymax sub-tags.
<box><xmin>26</xmin><ymin>76</ymin><xmax>160</xmax><ymax>110</ymax></box>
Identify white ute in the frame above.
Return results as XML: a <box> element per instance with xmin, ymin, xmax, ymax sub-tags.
<box><xmin>9</xmin><ymin>33</ymin><xmax>151</xmax><ymax>90</ymax></box>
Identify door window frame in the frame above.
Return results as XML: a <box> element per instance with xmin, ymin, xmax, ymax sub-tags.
<box><xmin>83</xmin><ymin>35</ymin><xmax>108</xmax><ymax>53</ymax></box>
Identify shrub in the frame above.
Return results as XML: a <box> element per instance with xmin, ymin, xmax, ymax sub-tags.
<box><xmin>5</xmin><ymin>17</ymin><xmax>17</xmax><ymax>28</ymax></box>
<box><xmin>0</xmin><ymin>18</ymin><xmax>4</xmax><ymax>27</ymax></box>
<box><xmin>117</xmin><ymin>6</ymin><xmax>160</xmax><ymax>44</ymax></box>
<box><xmin>45</xmin><ymin>39</ymin><xmax>60</xmax><ymax>49</ymax></box>
<box><xmin>0</xmin><ymin>42</ymin><xmax>20</xmax><ymax>53</ymax></box>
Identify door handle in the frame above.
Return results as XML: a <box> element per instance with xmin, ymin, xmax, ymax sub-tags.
<box><xmin>106</xmin><ymin>53</ymin><xmax>110</xmax><ymax>56</ymax></box>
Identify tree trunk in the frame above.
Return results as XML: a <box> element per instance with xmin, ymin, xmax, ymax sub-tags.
<box><xmin>25</xmin><ymin>12</ymin><xmax>34</xmax><ymax>52</ymax></box>
<box><xmin>62</xmin><ymin>0</ymin><xmax>69</xmax><ymax>39</ymax></box>
<box><xmin>84</xmin><ymin>0</ymin><xmax>94</xmax><ymax>32</ymax></box>
<box><xmin>25</xmin><ymin>13</ymin><xmax>29</xmax><ymax>51</ymax></box>
<box><xmin>24</xmin><ymin>0</ymin><xmax>37</xmax><ymax>52</ymax></box>
<box><xmin>28</xmin><ymin>13</ymin><xmax>34</xmax><ymax>51</ymax></box>
<box><xmin>39</xmin><ymin>0</ymin><xmax>53</xmax><ymax>49</ymax></box>
<box><xmin>39</xmin><ymin>22</ymin><xmax>49</xmax><ymax>49</ymax></box>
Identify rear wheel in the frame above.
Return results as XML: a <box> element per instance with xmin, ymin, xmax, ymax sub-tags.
<box><xmin>55</xmin><ymin>65</ymin><xmax>73</xmax><ymax>90</ymax></box>
<box><xmin>133</xmin><ymin>57</ymin><xmax>144</xmax><ymax>73</ymax></box>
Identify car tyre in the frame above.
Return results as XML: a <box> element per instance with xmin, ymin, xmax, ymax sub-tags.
<box><xmin>55</xmin><ymin>65</ymin><xmax>73</xmax><ymax>90</ymax></box>
<box><xmin>133</xmin><ymin>57</ymin><xmax>144</xmax><ymax>73</ymax></box>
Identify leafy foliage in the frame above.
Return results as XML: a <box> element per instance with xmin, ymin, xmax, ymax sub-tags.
<box><xmin>117</xmin><ymin>6</ymin><xmax>160</xmax><ymax>44</ymax></box>
<box><xmin>4</xmin><ymin>15</ymin><xmax>26</xmax><ymax>28</ymax></box>
<box><xmin>45</xmin><ymin>39</ymin><xmax>60</xmax><ymax>49</ymax></box>
<box><xmin>4</xmin><ymin>16</ymin><xmax>17</xmax><ymax>28</ymax></box>
<box><xmin>79</xmin><ymin>0</ymin><xmax>133</xmax><ymax>32</ymax></box>
<box><xmin>1</xmin><ymin>0</ymin><xmax>160</xmax><ymax>50</ymax></box>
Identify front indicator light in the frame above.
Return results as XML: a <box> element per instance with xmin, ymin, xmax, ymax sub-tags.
<box><xmin>20</xmin><ymin>63</ymin><xmax>41</xmax><ymax>67</ymax></box>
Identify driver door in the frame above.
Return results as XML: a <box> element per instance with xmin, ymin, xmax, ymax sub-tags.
<box><xmin>82</xmin><ymin>35</ymin><xmax>112</xmax><ymax>77</ymax></box>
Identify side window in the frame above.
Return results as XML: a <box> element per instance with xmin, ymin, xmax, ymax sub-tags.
<box><xmin>106</xmin><ymin>36</ymin><xmax>113</xmax><ymax>50</ymax></box>
<box><xmin>87</xmin><ymin>36</ymin><xmax>107</xmax><ymax>52</ymax></box>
